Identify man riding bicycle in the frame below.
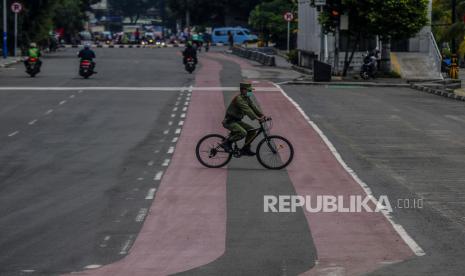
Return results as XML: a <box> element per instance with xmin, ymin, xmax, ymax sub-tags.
<box><xmin>221</xmin><ymin>82</ymin><xmax>266</xmax><ymax>156</ymax></box>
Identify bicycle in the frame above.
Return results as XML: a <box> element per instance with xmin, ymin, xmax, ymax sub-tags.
<box><xmin>195</xmin><ymin>118</ymin><xmax>294</xmax><ymax>170</ymax></box>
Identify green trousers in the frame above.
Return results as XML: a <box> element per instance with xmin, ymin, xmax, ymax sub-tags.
<box><xmin>223</xmin><ymin>120</ymin><xmax>257</xmax><ymax>145</ymax></box>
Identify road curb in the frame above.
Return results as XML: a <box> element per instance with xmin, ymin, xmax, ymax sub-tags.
<box><xmin>285</xmin><ymin>81</ymin><xmax>410</xmax><ymax>88</ymax></box>
<box><xmin>410</xmin><ymin>82</ymin><xmax>465</xmax><ymax>102</ymax></box>
<box><xmin>0</xmin><ymin>58</ymin><xmax>21</xmax><ymax>68</ymax></box>
<box><xmin>63</xmin><ymin>43</ymin><xmax>225</xmax><ymax>49</ymax></box>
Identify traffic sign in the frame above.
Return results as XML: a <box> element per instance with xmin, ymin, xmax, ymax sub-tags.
<box><xmin>11</xmin><ymin>2</ymin><xmax>22</xmax><ymax>13</ymax></box>
<box><xmin>284</xmin><ymin>12</ymin><xmax>294</xmax><ymax>22</ymax></box>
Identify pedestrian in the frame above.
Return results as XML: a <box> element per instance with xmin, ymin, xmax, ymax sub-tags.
<box><xmin>228</xmin><ymin>31</ymin><xmax>234</xmax><ymax>50</ymax></box>
<box><xmin>134</xmin><ymin>28</ymin><xmax>140</xmax><ymax>44</ymax></box>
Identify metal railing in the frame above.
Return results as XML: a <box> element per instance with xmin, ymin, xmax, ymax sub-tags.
<box><xmin>428</xmin><ymin>31</ymin><xmax>444</xmax><ymax>80</ymax></box>
<box><xmin>232</xmin><ymin>46</ymin><xmax>276</xmax><ymax>66</ymax></box>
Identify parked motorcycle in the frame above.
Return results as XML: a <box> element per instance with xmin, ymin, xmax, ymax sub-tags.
<box><xmin>360</xmin><ymin>54</ymin><xmax>377</xmax><ymax>80</ymax></box>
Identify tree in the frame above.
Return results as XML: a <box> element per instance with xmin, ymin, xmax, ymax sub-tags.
<box><xmin>319</xmin><ymin>0</ymin><xmax>429</xmax><ymax>74</ymax></box>
<box><xmin>54</xmin><ymin>0</ymin><xmax>92</xmax><ymax>43</ymax></box>
<box><xmin>249</xmin><ymin>0</ymin><xmax>296</xmax><ymax>48</ymax></box>
<box><xmin>167</xmin><ymin>0</ymin><xmax>263</xmax><ymax>26</ymax></box>
<box><xmin>434</xmin><ymin>0</ymin><xmax>465</xmax><ymax>57</ymax></box>
<box><xmin>109</xmin><ymin>0</ymin><xmax>159</xmax><ymax>23</ymax></box>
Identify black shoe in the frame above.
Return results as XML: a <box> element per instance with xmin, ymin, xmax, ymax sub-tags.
<box><xmin>241</xmin><ymin>146</ymin><xmax>256</xmax><ymax>156</ymax></box>
<box><xmin>220</xmin><ymin>141</ymin><xmax>233</xmax><ymax>152</ymax></box>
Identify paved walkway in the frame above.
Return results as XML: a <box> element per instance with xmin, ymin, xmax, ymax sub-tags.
<box><xmin>0</xmin><ymin>57</ymin><xmax>21</xmax><ymax>68</ymax></box>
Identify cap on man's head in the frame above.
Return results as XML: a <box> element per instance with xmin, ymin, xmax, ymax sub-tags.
<box><xmin>240</xmin><ymin>82</ymin><xmax>252</xmax><ymax>90</ymax></box>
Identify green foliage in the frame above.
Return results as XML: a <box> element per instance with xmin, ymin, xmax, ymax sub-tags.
<box><xmin>8</xmin><ymin>0</ymin><xmax>98</xmax><ymax>49</ymax></box>
<box><xmin>287</xmin><ymin>49</ymin><xmax>298</xmax><ymax>64</ymax></box>
<box><xmin>249</xmin><ymin>0</ymin><xmax>296</xmax><ymax>47</ymax></box>
<box><xmin>324</xmin><ymin>0</ymin><xmax>429</xmax><ymax>40</ymax></box>
<box><xmin>167</xmin><ymin>0</ymin><xmax>263</xmax><ymax>26</ymax></box>
<box><xmin>433</xmin><ymin>0</ymin><xmax>465</xmax><ymax>55</ymax></box>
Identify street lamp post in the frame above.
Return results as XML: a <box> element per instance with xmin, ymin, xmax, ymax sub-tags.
<box><xmin>2</xmin><ymin>0</ymin><xmax>7</xmax><ymax>59</ymax></box>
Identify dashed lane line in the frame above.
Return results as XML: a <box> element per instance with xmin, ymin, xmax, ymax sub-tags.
<box><xmin>154</xmin><ymin>171</ymin><xmax>163</xmax><ymax>181</ymax></box>
<box><xmin>8</xmin><ymin>131</ymin><xmax>19</xmax><ymax>137</ymax></box>
<box><xmin>145</xmin><ymin>188</ymin><xmax>157</xmax><ymax>200</ymax></box>
<box><xmin>162</xmin><ymin>159</ymin><xmax>170</xmax><ymax>167</ymax></box>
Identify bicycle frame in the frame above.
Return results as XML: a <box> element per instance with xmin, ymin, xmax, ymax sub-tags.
<box><xmin>230</xmin><ymin>119</ymin><xmax>275</xmax><ymax>154</ymax></box>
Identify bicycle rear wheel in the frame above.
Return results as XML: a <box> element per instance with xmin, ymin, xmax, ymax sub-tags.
<box><xmin>196</xmin><ymin>134</ymin><xmax>233</xmax><ymax>168</ymax></box>
<box><xmin>256</xmin><ymin>135</ymin><xmax>294</xmax><ymax>170</ymax></box>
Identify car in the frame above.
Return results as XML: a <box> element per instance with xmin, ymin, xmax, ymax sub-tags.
<box><xmin>211</xmin><ymin>27</ymin><xmax>258</xmax><ymax>45</ymax></box>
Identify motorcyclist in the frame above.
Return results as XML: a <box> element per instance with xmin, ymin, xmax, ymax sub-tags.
<box><xmin>363</xmin><ymin>49</ymin><xmax>378</xmax><ymax>76</ymax></box>
<box><xmin>24</xmin><ymin>42</ymin><xmax>42</xmax><ymax>71</ymax></box>
<box><xmin>183</xmin><ymin>41</ymin><xmax>198</xmax><ymax>65</ymax></box>
<box><xmin>78</xmin><ymin>43</ymin><xmax>96</xmax><ymax>72</ymax></box>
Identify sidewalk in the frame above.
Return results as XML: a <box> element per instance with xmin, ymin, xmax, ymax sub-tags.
<box><xmin>0</xmin><ymin>57</ymin><xmax>21</xmax><ymax>68</ymax></box>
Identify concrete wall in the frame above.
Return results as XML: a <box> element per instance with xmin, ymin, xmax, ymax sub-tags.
<box><xmin>297</xmin><ymin>2</ymin><xmax>321</xmax><ymax>54</ymax></box>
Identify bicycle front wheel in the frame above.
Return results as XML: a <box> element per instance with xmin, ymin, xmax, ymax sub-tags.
<box><xmin>196</xmin><ymin>134</ymin><xmax>232</xmax><ymax>168</ymax></box>
<box><xmin>256</xmin><ymin>135</ymin><xmax>294</xmax><ymax>170</ymax></box>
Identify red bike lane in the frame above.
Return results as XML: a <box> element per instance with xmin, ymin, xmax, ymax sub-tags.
<box><xmin>68</xmin><ymin>57</ymin><xmax>228</xmax><ymax>276</ymax></box>
<box><xmin>252</xmin><ymin>80</ymin><xmax>416</xmax><ymax>275</ymax></box>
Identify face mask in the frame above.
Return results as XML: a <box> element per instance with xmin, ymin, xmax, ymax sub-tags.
<box><xmin>246</xmin><ymin>90</ymin><xmax>253</xmax><ymax>97</ymax></box>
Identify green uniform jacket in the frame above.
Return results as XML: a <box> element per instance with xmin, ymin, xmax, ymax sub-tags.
<box><xmin>225</xmin><ymin>94</ymin><xmax>263</xmax><ymax>121</ymax></box>
<box><xmin>28</xmin><ymin>48</ymin><xmax>41</xmax><ymax>58</ymax></box>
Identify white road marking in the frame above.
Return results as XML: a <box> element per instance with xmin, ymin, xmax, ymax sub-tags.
<box><xmin>175</xmin><ymin>128</ymin><xmax>181</xmax><ymax>134</ymax></box>
<box><xmin>135</xmin><ymin>208</ymin><xmax>148</xmax><ymax>222</ymax></box>
<box><xmin>173</xmin><ymin>107</ymin><xmax>178</xmax><ymax>111</ymax></box>
<box><xmin>172</xmin><ymin>137</ymin><xmax>178</xmax><ymax>143</ymax></box>
<box><xmin>154</xmin><ymin>171</ymin><xmax>163</xmax><ymax>181</ymax></box>
<box><xmin>167</xmin><ymin>147</ymin><xmax>175</xmax><ymax>154</ymax></box>
<box><xmin>59</xmin><ymin>100</ymin><xmax>67</xmax><ymax>105</ymax></box>
<box><xmin>163</xmin><ymin>130</ymin><xmax>169</xmax><ymax>135</ymax></box>
<box><xmin>0</xmin><ymin>86</ymin><xmax>280</xmax><ymax>91</ymax></box>
<box><xmin>147</xmin><ymin>160</ymin><xmax>155</xmax><ymax>166</ymax></box>
<box><xmin>69</xmin><ymin>94</ymin><xmax>75</xmax><ymax>99</ymax></box>
<box><xmin>84</xmin><ymin>264</ymin><xmax>102</xmax><ymax>269</ymax></box>
<box><xmin>182</xmin><ymin>107</ymin><xmax>187</xmax><ymax>112</ymax></box>
<box><xmin>177</xmin><ymin>96</ymin><xmax>181</xmax><ymax>100</ymax></box>
<box><xmin>162</xmin><ymin>159</ymin><xmax>170</xmax><ymax>166</ymax></box>
<box><xmin>119</xmin><ymin>235</ymin><xmax>135</xmax><ymax>255</ymax></box>
<box><xmin>180</xmin><ymin>113</ymin><xmax>186</xmax><ymax>118</ymax></box>
<box><xmin>171</xmin><ymin>114</ymin><xmax>176</xmax><ymax>118</ymax></box>
<box><xmin>20</xmin><ymin>270</ymin><xmax>35</xmax><ymax>273</ymax></box>
<box><xmin>154</xmin><ymin>149</ymin><xmax>160</xmax><ymax>154</ymax></box>
<box><xmin>273</xmin><ymin>83</ymin><xmax>426</xmax><ymax>257</ymax></box>
<box><xmin>186</xmin><ymin>97</ymin><xmax>191</xmax><ymax>101</ymax></box>
<box><xmin>137</xmin><ymin>177</ymin><xmax>144</xmax><ymax>181</ymax></box>
<box><xmin>184</xmin><ymin>102</ymin><xmax>189</xmax><ymax>106</ymax></box>
<box><xmin>145</xmin><ymin>188</ymin><xmax>157</xmax><ymax>200</ymax></box>
<box><xmin>28</xmin><ymin>119</ymin><xmax>38</xmax><ymax>125</ymax></box>
<box><xmin>8</xmin><ymin>131</ymin><xmax>19</xmax><ymax>137</ymax></box>
<box><xmin>175</xmin><ymin>101</ymin><xmax>180</xmax><ymax>106</ymax></box>
<box><xmin>178</xmin><ymin>121</ymin><xmax>184</xmax><ymax>126</ymax></box>
<box><xmin>45</xmin><ymin>109</ymin><xmax>53</xmax><ymax>115</ymax></box>
<box><xmin>168</xmin><ymin>121</ymin><xmax>173</xmax><ymax>126</ymax></box>
<box><xmin>78</xmin><ymin>90</ymin><xmax>83</xmax><ymax>93</ymax></box>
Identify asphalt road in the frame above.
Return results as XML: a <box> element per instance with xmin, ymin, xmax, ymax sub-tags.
<box><xmin>0</xmin><ymin>48</ymin><xmax>194</xmax><ymax>275</ymax></box>
<box><xmin>2</xmin><ymin>47</ymin><xmax>465</xmax><ymax>276</ymax></box>
<box><xmin>284</xmin><ymin>84</ymin><xmax>465</xmax><ymax>275</ymax></box>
